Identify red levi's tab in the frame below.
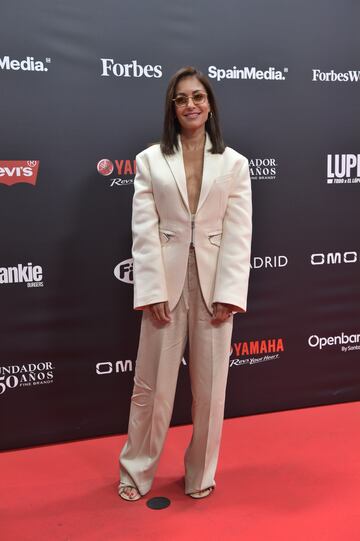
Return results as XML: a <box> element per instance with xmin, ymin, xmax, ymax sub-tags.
<box><xmin>0</xmin><ymin>161</ymin><xmax>40</xmax><ymax>186</ymax></box>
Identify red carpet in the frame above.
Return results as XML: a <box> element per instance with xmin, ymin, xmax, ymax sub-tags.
<box><xmin>1</xmin><ymin>402</ymin><xmax>360</xmax><ymax>541</ymax></box>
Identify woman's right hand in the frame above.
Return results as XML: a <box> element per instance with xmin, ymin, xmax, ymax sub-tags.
<box><xmin>147</xmin><ymin>301</ymin><xmax>171</xmax><ymax>323</ymax></box>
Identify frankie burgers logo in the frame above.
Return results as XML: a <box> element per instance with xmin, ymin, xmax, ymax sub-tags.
<box><xmin>0</xmin><ymin>263</ymin><xmax>44</xmax><ymax>287</ymax></box>
<box><xmin>114</xmin><ymin>258</ymin><xmax>133</xmax><ymax>284</ymax></box>
<box><xmin>0</xmin><ymin>161</ymin><xmax>40</xmax><ymax>186</ymax></box>
<box><xmin>97</xmin><ymin>158</ymin><xmax>136</xmax><ymax>187</ymax></box>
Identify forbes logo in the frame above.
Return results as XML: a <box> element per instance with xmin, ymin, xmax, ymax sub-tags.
<box><xmin>114</xmin><ymin>259</ymin><xmax>133</xmax><ymax>284</ymax></box>
<box><xmin>101</xmin><ymin>59</ymin><xmax>162</xmax><ymax>78</ymax></box>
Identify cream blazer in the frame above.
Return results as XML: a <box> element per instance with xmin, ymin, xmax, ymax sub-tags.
<box><xmin>132</xmin><ymin>132</ymin><xmax>252</xmax><ymax>314</ymax></box>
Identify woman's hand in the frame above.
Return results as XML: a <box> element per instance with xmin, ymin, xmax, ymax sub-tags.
<box><xmin>147</xmin><ymin>301</ymin><xmax>171</xmax><ymax>323</ymax></box>
<box><xmin>211</xmin><ymin>302</ymin><xmax>234</xmax><ymax>323</ymax></box>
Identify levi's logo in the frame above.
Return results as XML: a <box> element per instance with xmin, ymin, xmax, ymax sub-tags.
<box><xmin>0</xmin><ymin>161</ymin><xmax>40</xmax><ymax>186</ymax></box>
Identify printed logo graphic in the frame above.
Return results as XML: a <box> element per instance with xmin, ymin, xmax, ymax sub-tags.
<box><xmin>308</xmin><ymin>332</ymin><xmax>360</xmax><ymax>353</ymax></box>
<box><xmin>100</xmin><ymin>59</ymin><xmax>162</xmax><ymax>78</ymax></box>
<box><xmin>0</xmin><ymin>161</ymin><xmax>40</xmax><ymax>186</ymax></box>
<box><xmin>230</xmin><ymin>337</ymin><xmax>285</xmax><ymax>367</ymax></box>
<box><xmin>96</xmin><ymin>159</ymin><xmax>135</xmax><ymax>187</ymax></box>
<box><xmin>97</xmin><ymin>159</ymin><xmax>114</xmax><ymax>176</ymax></box>
<box><xmin>208</xmin><ymin>65</ymin><xmax>288</xmax><ymax>82</ymax></box>
<box><xmin>0</xmin><ymin>362</ymin><xmax>55</xmax><ymax>394</ymax></box>
<box><xmin>0</xmin><ymin>56</ymin><xmax>51</xmax><ymax>72</ymax></box>
<box><xmin>96</xmin><ymin>360</ymin><xmax>133</xmax><ymax>375</ymax></box>
<box><xmin>327</xmin><ymin>154</ymin><xmax>360</xmax><ymax>184</ymax></box>
<box><xmin>114</xmin><ymin>259</ymin><xmax>133</xmax><ymax>284</ymax></box>
<box><xmin>249</xmin><ymin>158</ymin><xmax>278</xmax><ymax>181</ymax></box>
<box><xmin>311</xmin><ymin>251</ymin><xmax>359</xmax><ymax>265</ymax></box>
<box><xmin>312</xmin><ymin>69</ymin><xmax>360</xmax><ymax>83</ymax></box>
<box><xmin>0</xmin><ymin>263</ymin><xmax>44</xmax><ymax>287</ymax></box>
<box><xmin>251</xmin><ymin>255</ymin><xmax>288</xmax><ymax>270</ymax></box>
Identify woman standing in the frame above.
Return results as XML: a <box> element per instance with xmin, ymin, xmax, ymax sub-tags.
<box><xmin>118</xmin><ymin>66</ymin><xmax>252</xmax><ymax>501</ymax></box>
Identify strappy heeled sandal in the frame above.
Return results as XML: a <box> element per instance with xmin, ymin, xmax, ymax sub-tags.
<box><xmin>118</xmin><ymin>486</ymin><xmax>142</xmax><ymax>501</ymax></box>
<box><xmin>188</xmin><ymin>487</ymin><xmax>213</xmax><ymax>499</ymax></box>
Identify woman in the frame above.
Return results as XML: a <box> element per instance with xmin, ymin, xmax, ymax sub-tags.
<box><xmin>118</xmin><ymin>66</ymin><xmax>252</xmax><ymax>501</ymax></box>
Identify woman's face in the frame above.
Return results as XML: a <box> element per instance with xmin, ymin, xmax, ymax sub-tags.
<box><xmin>174</xmin><ymin>76</ymin><xmax>210</xmax><ymax>133</ymax></box>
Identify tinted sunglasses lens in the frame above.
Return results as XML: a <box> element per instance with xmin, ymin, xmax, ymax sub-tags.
<box><xmin>193</xmin><ymin>93</ymin><xmax>206</xmax><ymax>104</ymax></box>
<box><xmin>175</xmin><ymin>96</ymin><xmax>188</xmax><ymax>107</ymax></box>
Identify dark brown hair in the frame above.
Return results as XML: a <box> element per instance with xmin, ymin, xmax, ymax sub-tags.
<box><xmin>160</xmin><ymin>66</ymin><xmax>226</xmax><ymax>155</ymax></box>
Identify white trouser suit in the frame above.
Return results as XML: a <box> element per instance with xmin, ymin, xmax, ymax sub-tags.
<box><xmin>119</xmin><ymin>134</ymin><xmax>252</xmax><ymax>495</ymax></box>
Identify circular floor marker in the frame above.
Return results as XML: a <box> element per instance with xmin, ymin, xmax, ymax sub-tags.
<box><xmin>146</xmin><ymin>496</ymin><xmax>171</xmax><ymax>510</ymax></box>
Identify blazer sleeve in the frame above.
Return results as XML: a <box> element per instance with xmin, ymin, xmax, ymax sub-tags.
<box><xmin>131</xmin><ymin>152</ymin><xmax>168</xmax><ymax>310</ymax></box>
<box><xmin>212</xmin><ymin>157</ymin><xmax>252</xmax><ymax>313</ymax></box>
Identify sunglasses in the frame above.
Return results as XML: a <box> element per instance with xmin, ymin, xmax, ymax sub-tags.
<box><xmin>172</xmin><ymin>92</ymin><xmax>208</xmax><ymax>108</ymax></box>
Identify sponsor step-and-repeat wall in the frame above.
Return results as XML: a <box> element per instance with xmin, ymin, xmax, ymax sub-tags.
<box><xmin>1</xmin><ymin>0</ymin><xmax>359</xmax><ymax>450</ymax></box>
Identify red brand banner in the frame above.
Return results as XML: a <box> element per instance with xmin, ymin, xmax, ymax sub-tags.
<box><xmin>0</xmin><ymin>161</ymin><xmax>40</xmax><ymax>186</ymax></box>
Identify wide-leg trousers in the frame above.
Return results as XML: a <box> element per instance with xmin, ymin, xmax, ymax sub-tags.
<box><xmin>118</xmin><ymin>246</ymin><xmax>234</xmax><ymax>495</ymax></box>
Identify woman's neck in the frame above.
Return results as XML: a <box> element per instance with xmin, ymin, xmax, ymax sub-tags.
<box><xmin>180</xmin><ymin>128</ymin><xmax>206</xmax><ymax>152</ymax></box>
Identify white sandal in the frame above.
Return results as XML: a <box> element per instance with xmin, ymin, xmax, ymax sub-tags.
<box><xmin>119</xmin><ymin>486</ymin><xmax>141</xmax><ymax>501</ymax></box>
<box><xmin>189</xmin><ymin>487</ymin><xmax>213</xmax><ymax>499</ymax></box>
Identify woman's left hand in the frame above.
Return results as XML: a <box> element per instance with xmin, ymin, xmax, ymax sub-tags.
<box><xmin>211</xmin><ymin>302</ymin><xmax>234</xmax><ymax>323</ymax></box>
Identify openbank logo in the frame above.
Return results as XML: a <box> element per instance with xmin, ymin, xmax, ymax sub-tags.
<box><xmin>251</xmin><ymin>255</ymin><xmax>288</xmax><ymax>270</ymax></box>
<box><xmin>250</xmin><ymin>158</ymin><xmax>278</xmax><ymax>181</ymax></box>
<box><xmin>208</xmin><ymin>65</ymin><xmax>288</xmax><ymax>82</ymax></box>
<box><xmin>327</xmin><ymin>154</ymin><xmax>360</xmax><ymax>184</ymax></box>
<box><xmin>0</xmin><ymin>161</ymin><xmax>40</xmax><ymax>186</ymax></box>
<box><xmin>114</xmin><ymin>259</ymin><xmax>133</xmax><ymax>284</ymax></box>
<box><xmin>230</xmin><ymin>337</ymin><xmax>285</xmax><ymax>367</ymax></box>
<box><xmin>0</xmin><ymin>263</ymin><xmax>44</xmax><ymax>287</ymax></box>
<box><xmin>100</xmin><ymin>59</ymin><xmax>162</xmax><ymax>78</ymax></box>
<box><xmin>312</xmin><ymin>69</ymin><xmax>360</xmax><ymax>83</ymax></box>
<box><xmin>308</xmin><ymin>332</ymin><xmax>360</xmax><ymax>353</ymax></box>
<box><xmin>97</xmin><ymin>158</ymin><xmax>135</xmax><ymax>187</ymax></box>
<box><xmin>96</xmin><ymin>360</ymin><xmax>133</xmax><ymax>375</ymax></box>
<box><xmin>311</xmin><ymin>251</ymin><xmax>359</xmax><ymax>266</ymax></box>
<box><xmin>0</xmin><ymin>362</ymin><xmax>55</xmax><ymax>394</ymax></box>
<box><xmin>0</xmin><ymin>56</ymin><xmax>51</xmax><ymax>72</ymax></box>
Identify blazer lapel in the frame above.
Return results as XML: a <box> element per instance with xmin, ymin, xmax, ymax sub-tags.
<box><xmin>163</xmin><ymin>132</ymin><xmax>223</xmax><ymax>215</ymax></box>
<box><xmin>163</xmin><ymin>137</ymin><xmax>190</xmax><ymax>213</ymax></box>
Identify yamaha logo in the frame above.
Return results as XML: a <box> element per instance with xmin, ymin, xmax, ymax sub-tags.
<box><xmin>97</xmin><ymin>159</ymin><xmax>114</xmax><ymax>176</ymax></box>
<box><xmin>230</xmin><ymin>337</ymin><xmax>285</xmax><ymax>367</ymax></box>
<box><xmin>96</xmin><ymin>158</ymin><xmax>135</xmax><ymax>187</ymax></box>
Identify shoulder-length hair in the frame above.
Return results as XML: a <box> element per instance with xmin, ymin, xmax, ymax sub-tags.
<box><xmin>160</xmin><ymin>66</ymin><xmax>226</xmax><ymax>155</ymax></box>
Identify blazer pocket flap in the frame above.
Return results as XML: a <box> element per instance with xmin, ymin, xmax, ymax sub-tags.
<box><xmin>208</xmin><ymin>231</ymin><xmax>222</xmax><ymax>247</ymax></box>
<box><xmin>159</xmin><ymin>229</ymin><xmax>175</xmax><ymax>244</ymax></box>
